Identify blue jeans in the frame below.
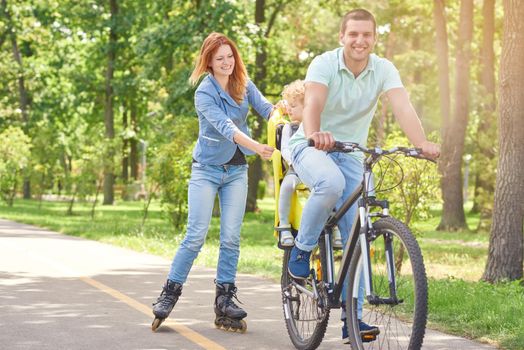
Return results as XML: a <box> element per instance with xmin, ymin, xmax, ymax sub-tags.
<box><xmin>168</xmin><ymin>163</ymin><xmax>248</xmax><ymax>285</ymax></box>
<box><xmin>291</xmin><ymin>143</ymin><xmax>364</xmax><ymax>306</ymax></box>
<box><xmin>291</xmin><ymin>143</ymin><xmax>363</xmax><ymax>252</ymax></box>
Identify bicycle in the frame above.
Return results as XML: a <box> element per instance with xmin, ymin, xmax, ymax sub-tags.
<box><xmin>281</xmin><ymin>141</ymin><xmax>432</xmax><ymax>350</ymax></box>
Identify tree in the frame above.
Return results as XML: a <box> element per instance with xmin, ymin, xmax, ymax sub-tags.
<box><xmin>437</xmin><ymin>0</ymin><xmax>473</xmax><ymax>231</ymax></box>
<box><xmin>246</xmin><ymin>0</ymin><xmax>290</xmax><ymax>212</ymax></box>
<box><xmin>471</xmin><ymin>0</ymin><xmax>497</xmax><ymax>231</ymax></box>
<box><xmin>433</xmin><ymin>0</ymin><xmax>451</xmax><ymax>131</ymax></box>
<box><xmin>102</xmin><ymin>0</ymin><xmax>118</xmax><ymax>205</ymax></box>
<box><xmin>482</xmin><ymin>0</ymin><xmax>524</xmax><ymax>283</ymax></box>
<box><xmin>1</xmin><ymin>0</ymin><xmax>32</xmax><ymax>199</ymax></box>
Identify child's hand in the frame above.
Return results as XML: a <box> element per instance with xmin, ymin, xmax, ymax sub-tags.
<box><xmin>274</xmin><ymin>100</ymin><xmax>289</xmax><ymax>114</ymax></box>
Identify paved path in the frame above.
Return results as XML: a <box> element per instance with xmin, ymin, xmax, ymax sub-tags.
<box><xmin>0</xmin><ymin>219</ymin><xmax>497</xmax><ymax>350</ymax></box>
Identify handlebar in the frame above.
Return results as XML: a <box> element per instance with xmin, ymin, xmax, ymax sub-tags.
<box><xmin>307</xmin><ymin>139</ymin><xmax>436</xmax><ymax>163</ymax></box>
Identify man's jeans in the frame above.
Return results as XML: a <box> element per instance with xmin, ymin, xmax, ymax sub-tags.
<box><xmin>168</xmin><ymin>163</ymin><xmax>248</xmax><ymax>285</ymax></box>
<box><xmin>291</xmin><ymin>143</ymin><xmax>363</xmax><ymax>252</ymax></box>
<box><xmin>291</xmin><ymin>143</ymin><xmax>365</xmax><ymax>306</ymax></box>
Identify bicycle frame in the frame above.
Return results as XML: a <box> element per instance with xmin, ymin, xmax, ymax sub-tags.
<box><xmin>313</xmin><ymin>156</ymin><xmax>394</xmax><ymax>308</ymax></box>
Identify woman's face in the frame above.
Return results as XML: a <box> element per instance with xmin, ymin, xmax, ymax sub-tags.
<box><xmin>210</xmin><ymin>44</ymin><xmax>235</xmax><ymax>78</ymax></box>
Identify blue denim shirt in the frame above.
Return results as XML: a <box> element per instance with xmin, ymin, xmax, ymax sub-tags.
<box><xmin>192</xmin><ymin>74</ymin><xmax>273</xmax><ymax>165</ymax></box>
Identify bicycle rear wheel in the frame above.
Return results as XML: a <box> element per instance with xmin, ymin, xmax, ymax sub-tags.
<box><xmin>346</xmin><ymin>217</ymin><xmax>428</xmax><ymax>350</ymax></box>
<box><xmin>281</xmin><ymin>246</ymin><xmax>330</xmax><ymax>350</ymax></box>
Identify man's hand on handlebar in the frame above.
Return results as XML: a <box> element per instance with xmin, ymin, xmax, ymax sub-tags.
<box><xmin>418</xmin><ymin>140</ymin><xmax>440</xmax><ymax>160</ymax></box>
<box><xmin>308</xmin><ymin>131</ymin><xmax>335</xmax><ymax>151</ymax></box>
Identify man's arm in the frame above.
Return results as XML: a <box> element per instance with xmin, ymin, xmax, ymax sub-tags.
<box><xmin>386</xmin><ymin>87</ymin><xmax>440</xmax><ymax>158</ymax></box>
<box><xmin>303</xmin><ymin>82</ymin><xmax>334</xmax><ymax>151</ymax></box>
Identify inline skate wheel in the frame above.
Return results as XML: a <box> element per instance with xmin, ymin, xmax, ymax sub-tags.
<box><xmin>238</xmin><ymin>319</ymin><xmax>247</xmax><ymax>333</ymax></box>
<box><xmin>152</xmin><ymin>317</ymin><xmax>164</xmax><ymax>332</ymax></box>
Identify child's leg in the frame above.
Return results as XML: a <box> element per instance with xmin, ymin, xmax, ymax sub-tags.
<box><xmin>278</xmin><ymin>172</ymin><xmax>300</xmax><ymax>225</ymax></box>
<box><xmin>278</xmin><ymin>172</ymin><xmax>301</xmax><ymax>246</ymax></box>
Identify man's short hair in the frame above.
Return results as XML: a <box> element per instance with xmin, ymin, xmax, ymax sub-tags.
<box><xmin>340</xmin><ymin>9</ymin><xmax>377</xmax><ymax>34</ymax></box>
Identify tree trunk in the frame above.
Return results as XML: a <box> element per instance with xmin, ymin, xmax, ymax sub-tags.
<box><xmin>7</xmin><ymin>5</ymin><xmax>32</xmax><ymax>199</ymax></box>
<box><xmin>437</xmin><ymin>0</ymin><xmax>473</xmax><ymax>231</ymax></box>
<box><xmin>247</xmin><ymin>0</ymin><xmax>287</xmax><ymax>212</ymax></box>
<box><xmin>130</xmin><ymin>102</ymin><xmax>139</xmax><ymax>180</ymax></box>
<box><xmin>103</xmin><ymin>0</ymin><xmax>118</xmax><ymax>205</ymax></box>
<box><xmin>122</xmin><ymin>107</ymin><xmax>129</xmax><ymax>183</ymax></box>
<box><xmin>482</xmin><ymin>0</ymin><xmax>524</xmax><ymax>283</ymax></box>
<box><xmin>246</xmin><ymin>0</ymin><xmax>268</xmax><ymax>212</ymax></box>
<box><xmin>433</xmin><ymin>0</ymin><xmax>451</xmax><ymax>129</ymax></box>
<box><xmin>472</xmin><ymin>0</ymin><xmax>497</xmax><ymax>231</ymax></box>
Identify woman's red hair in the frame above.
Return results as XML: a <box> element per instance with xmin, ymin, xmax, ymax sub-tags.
<box><xmin>189</xmin><ymin>32</ymin><xmax>248</xmax><ymax>104</ymax></box>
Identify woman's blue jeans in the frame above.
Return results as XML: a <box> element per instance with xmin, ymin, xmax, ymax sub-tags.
<box><xmin>168</xmin><ymin>162</ymin><xmax>248</xmax><ymax>285</ymax></box>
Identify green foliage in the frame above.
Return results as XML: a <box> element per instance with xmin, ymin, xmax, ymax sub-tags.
<box><xmin>0</xmin><ymin>126</ymin><xmax>32</xmax><ymax>205</ymax></box>
<box><xmin>375</xmin><ymin>130</ymin><xmax>440</xmax><ymax>227</ymax></box>
<box><xmin>149</xmin><ymin>117</ymin><xmax>198</xmax><ymax>230</ymax></box>
<box><xmin>257</xmin><ymin>180</ymin><xmax>266</xmax><ymax>199</ymax></box>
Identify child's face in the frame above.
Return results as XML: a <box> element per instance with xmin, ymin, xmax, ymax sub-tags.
<box><xmin>287</xmin><ymin>98</ymin><xmax>304</xmax><ymax>122</ymax></box>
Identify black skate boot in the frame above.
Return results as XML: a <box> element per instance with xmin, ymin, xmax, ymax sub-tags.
<box><xmin>214</xmin><ymin>282</ymin><xmax>248</xmax><ymax>333</ymax></box>
<box><xmin>151</xmin><ymin>279</ymin><xmax>182</xmax><ymax>331</ymax></box>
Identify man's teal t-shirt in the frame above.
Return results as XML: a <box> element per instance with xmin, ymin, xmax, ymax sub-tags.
<box><xmin>289</xmin><ymin>48</ymin><xmax>404</xmax><ymax>157</ymax></box>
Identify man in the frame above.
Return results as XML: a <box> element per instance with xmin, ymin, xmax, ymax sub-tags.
<box><xmin>286</xmin><ymin>9</ymin><xmax>440</xmax><ymax>343</ymax></box>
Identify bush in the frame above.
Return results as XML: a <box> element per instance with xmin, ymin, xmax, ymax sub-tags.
<box><xmin>149</xmin><ymin>117</ymin><xmax>198</xmax><ymax>230</ymax></box>
<box><xmin>0</xmin><ymin>127</ymin><xmax>32</xmax><ymax>206</ymax></box>
<box><xmin>375</xmin><ymin>131</ymin><xmax>441</xmax><ymax>227</ymax></box>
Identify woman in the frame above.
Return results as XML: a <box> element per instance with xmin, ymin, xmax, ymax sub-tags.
<box><xmin>152</xmin><ymin>32</ymin><xmax>274</xmax><ymax>332</ymax></box>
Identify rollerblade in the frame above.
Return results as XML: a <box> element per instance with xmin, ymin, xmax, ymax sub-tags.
<box><xmin>214</xmin><ymin>282</ymin><xmax>248</xmax><ymax>333</ymax></box>
<box><xmin>151</xmin><ymin>279</ymin><xmax>182</xmax><ymax>331</ymax></box>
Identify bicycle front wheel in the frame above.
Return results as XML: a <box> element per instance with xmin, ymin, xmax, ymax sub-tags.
<box><xmin>346</xmin><ymin>217</ymin><xmax>428</xmax><ymax>350</ymax></box>
<box><xmin>281</xmin><ymin>246</ymin><xmax>330</xmax><ymax>350</ymax></box>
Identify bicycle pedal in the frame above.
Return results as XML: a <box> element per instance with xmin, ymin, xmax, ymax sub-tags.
<box><xmin>361</xmin><ymin>334</ymin><xmax>377</xmax><ymax>343</ymax></box>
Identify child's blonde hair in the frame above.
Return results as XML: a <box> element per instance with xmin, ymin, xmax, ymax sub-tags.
<box><xmin>282</xmin><ymin>80</ymin><xmax>305</xmax><ymax>104</ymax></box>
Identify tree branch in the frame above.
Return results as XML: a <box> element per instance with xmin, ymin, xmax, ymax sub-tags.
<box><xmin>265</xmin><ymin>0</ymin><xmax>291</xmax><ymax>37</ymax></box>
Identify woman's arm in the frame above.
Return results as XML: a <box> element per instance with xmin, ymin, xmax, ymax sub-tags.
<box><xmin>233</xmin><ymin>131</ymin><xmax>274</xmax><ymax>160</ymax></box>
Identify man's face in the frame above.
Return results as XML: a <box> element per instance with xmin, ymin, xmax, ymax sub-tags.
<box><xmin>339</xmin><ymin>19</ymin><xmax>376</xmax><ymax>64</ymax></box>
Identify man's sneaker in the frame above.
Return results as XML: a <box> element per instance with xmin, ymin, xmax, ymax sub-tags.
<box><xmin>341</xmin><ymin>318</ymin><xmax>380</xmax><ymax>344</ymax></box>
<box><xmin>278</xmin><ymin>225</ymin><xmax>294</xmax><ymax>247</ymax></box>
<box><xmin>360</xmin><ymin>320</ymin><xmax>380</xmax><ymax>342</ymax></box>
<box><xmin>333</xmin><ymin>225</ymin><xmax>343</xmax><ymax>249</ymax></box>
<box><xmin>342</xmin><ymin>317</ymin><xmax>350</xmax><ymax>344</ymax></box>
<box><xmin>359</xmin><ymin>320</ymin><xmax>380</xmax><ymax>335</ymax></box>
<box><xmin>287</xmin><ymin>246</ymin><xmax>311</xmax><ymax>279</ymax></box>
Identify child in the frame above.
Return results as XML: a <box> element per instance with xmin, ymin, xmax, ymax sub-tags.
<box><xmin>277</xmin><ymin>80</ymin><xmax>342</xmax><ymax>248</ymax></box>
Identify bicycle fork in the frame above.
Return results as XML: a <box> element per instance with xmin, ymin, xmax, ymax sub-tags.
<box><xmin>356</xmin><ymin>199</ymin><xmax>401</xmax><ymax>306</ymax></box>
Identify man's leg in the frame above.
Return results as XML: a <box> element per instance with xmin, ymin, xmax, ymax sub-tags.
<box><xmin>287</xmin><ymin>143</ymin><xmax>345</xmax><ymax>278</ymax></box>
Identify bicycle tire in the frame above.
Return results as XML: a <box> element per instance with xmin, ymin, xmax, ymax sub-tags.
<box><xmin>346</xmin><ymin>217</ymin><xmax>428</xmax><ymax>350</ymax></box>
<box><xmin>281</xmin><ymin>245</ymin><xmax>330</xmax><ymax>350</ymax></box>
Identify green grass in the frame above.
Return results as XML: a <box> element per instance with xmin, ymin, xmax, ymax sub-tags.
<box><xmin>1</xmin><ymin>198</ymin><xmax>523</xmax><ymax>349</ymax></box>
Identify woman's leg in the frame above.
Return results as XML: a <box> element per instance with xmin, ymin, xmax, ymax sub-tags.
<box><xmin>215</xmin><ymin>165</ymin><xmax>248</xmax><ymax>284</ymax></box>
<box><xmin>168</xmin><ymin>164</ymin><xmax>220</xmax><ymax>284</ymax></box>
